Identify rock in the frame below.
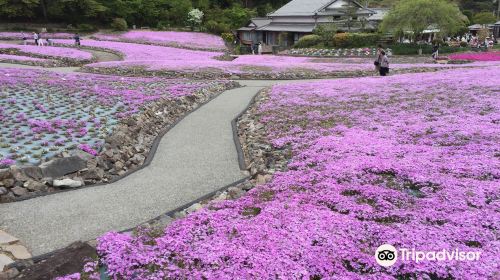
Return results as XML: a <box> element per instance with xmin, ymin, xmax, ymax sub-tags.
<box><xmin>23</xmin><ymin>180</ymin><xmax>46</xmax><ymax>192</ymax></box>
<box><xmin>14</xmin><ymin>242</ymin><xmax>96</xmax><ymax>280</ymax></box>
<box><xmin>256</xmin><ymin>174</ymin><xmax>267</xmax><ymax>185</ymax></box>
<box><xmin>0</xmin><ymin>230</ymin><xmax>19</xmax><ymax>245</ymax></box>
<box><xmin>133</xmin><ymin>145</ymin><xmax>145</xmax><ymax>153</ymax></box>
<box><xmin>53</xmin><ymin>179</ymin><xmax>83</xmax><ymax>188</ymax></box>
<box><xmin>103</xmin><ymin>149</ymin><xmax>114</xmax><ymax>158</ymax></box>
<box><xmin>186</xmin><ymin>203</ymin><xmax>203</xmax><ymax>214</ymax></box>
<box><xmin>130</xmin><ymin>154</ymin><xmax>145</xmax><ymax>165</ymax></box>
<box><xmin>228</xmin><ymin>187</ymin><xmax>245</xmax><ymax>200</ymax></box>
<box><xmin>20</xmin><ymin>166</ymin><xmax>43</xmax><ymax>180</ymax></box>
<box><xmin>1</xmin><ymin>179</ymin><xmax>14</xmax><ymax>188</ymax></box>
<box><xmin>242</xmin><ymin>181</ymin><xmax>254</xmax><ymax>191</ymax></box>
<box><xmin>173</xmin><ymin>211</ymin><xmax>186</xmax><ymax>219</ymax></box>
<box><xmin>0</xmin><ymin>193</ymin><xmax>15</xmax><ymax>203</ymax></box>
<box><xmin>114</xmin><ymin>161</ymin><xmax>124</xmax><ymax>170</ymax></box>
<box><xmin>11</xmin><ymin>186</ymin><xmax>28</xmax><ymax>196</ymax></box>
<box><xmin>82</xmin><ymin>169</ymin><xmax>104</xmax><ymax>181</ymax></box>
<box><xmin>9</xmin><ymin>166</ymin><xmax>28</xmax><ymax>182</ymax></box>
<box><xmin>40</xmin><ymin>156</ymin><xmax>87</xmax><ymax>179</ymax></box>
<box><xmin>0</xmin><ymin>267</ymin><xmax>19</xmax><ymax>279</ymax></box>
<box><xmin>86</xmin><ymin>158</ymin><xmax>98</xmax><ymax>169</ymax></box>
<box><xmin>1</xmin><ymin>245</ymin><xmax>32</xmax><ymax>259</ymax></box>
<box><xmin>0</xmin><ymin>254</ymin><xmax>14</xmax><ymax>273</ymax></box>
<box><xmin>0</xmin><ymin>169</ymin><xmax>11</xmax><ymax>180</ymax></box>
<box><xmin>151</xmin><ymin>215</ymin><xmax>173</xmax><ymax>230</ymax></box>
<box><xmin>0</xmin><ymin>187</ymin><xmax>7</xmax><ymax>196</ymax></box>
<box><xmin>70</xmin><ymin>150</ymin><xmax>95</xmax><ymax>161</ymax></box>
<box><xmin>215</xmin><ymin>192</ymin><xmax>228</xmax><ymax>201</ymax></box>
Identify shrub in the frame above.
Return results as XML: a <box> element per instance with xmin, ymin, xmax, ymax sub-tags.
<box><xmin>110</xmin><ymin>18</ymin><xmax>128</xmax><ymax>31</ymax></box>
<box><xmin>77</xmin><ymin>24</ymin><xmax>97</xmax><ymax>32</ymax></box>
<box><xmin>313</xmin><ymin>24</ymin><xmax>337</xmax><ymax>47</ymax></box>
<box><xmin>221</xmin><ymin>32</ymin><xmax>235</xmax><ymax>43</ymax></box>
<box><xmin>294</xmin><ymin>35</ymin><xmax>322</xmax><ymax>48</ymax></box>
<box><xmin>332</xmin><ymin>33</ymin><xmax>380</xmax><ymax>48</ymax></box>
<box><xmin>333</xmin><ymin>33</ymin><xmax>350</xmax><ymax>48</ymax></box>
<box><xmin>390</xmin><ymin>43</ymin><xmax>469</xmax><ymax>55</ymax></box>
<box><xmin>460</xmin><ymin>41</ymin><xmax>468</xmax><ymax>47</ymax></box>
<box><xmin>205</xmin><ymin>20</ymin><xmax>230</xmax><ymax>34</ymax></box>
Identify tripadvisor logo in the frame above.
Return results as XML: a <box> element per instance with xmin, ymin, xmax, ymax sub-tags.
<box><xmin>375</xmin><ymin>244</ymin><xmax>398</xmax><ymax>267</ymax></box>
<box><xmin>375</xmin><ymin>244</ymin><xmax>481</xmax><ymax>267</ymax></box>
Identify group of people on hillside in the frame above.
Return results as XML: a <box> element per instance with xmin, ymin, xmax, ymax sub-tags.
<box><xmin>20</xmin><ymin>32</ymin><xmax>81</xmax><ymax>46</ymax></box>
<box><xmin>454</xmin><ymin>33</ymin><xmax>496</xmax><ymax>48</ymax></box>
<box><xmin>374</xmin><ymin>45</ymin><xmax>390</xmax><ymax>76</ymax></box>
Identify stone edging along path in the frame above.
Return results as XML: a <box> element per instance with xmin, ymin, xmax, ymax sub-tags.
<box><xmin>0</xmin><ymin>81</ymin><xmax>238</xmax><ymax>204</ymax></box>
<box><xmin>0</xmin><ymin>80</ymin><xmax>278</xmax><ymax>257</ymax></box>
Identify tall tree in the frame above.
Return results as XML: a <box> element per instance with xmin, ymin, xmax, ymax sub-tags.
<box><xmin>380</xmin><ymin>0</ymin><xmax>468</xmax><ymax>38</ymax></box>
<box><xmin>0</xmin><ymin>0</ymin><xmax>39</xmax><ymax>18</ymax></box>
<box><xmin>472</xmin><ymin>11</ymin><xmax>496</xmax><ymax>24</ymax></box>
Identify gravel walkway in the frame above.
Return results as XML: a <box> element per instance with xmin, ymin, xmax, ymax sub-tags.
<box><xmin>0</xmin><ymin>82</ymin><xmax>272</xmax><ymax>256</ymax></box>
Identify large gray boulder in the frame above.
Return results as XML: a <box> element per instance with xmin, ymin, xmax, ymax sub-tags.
<box><xmin>40</xmin><ymin>156</ymin><xmax>87</xmax><ymax>179</ymax></box>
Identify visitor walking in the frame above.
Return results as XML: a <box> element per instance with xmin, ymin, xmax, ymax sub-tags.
<box><xmin>74</xmin><ymin>33</ymin><xmax>81</xmax><ymax>46</ymax></box>
<box><xmin>258</xmin><ymin>42</ymin><xmax>263</xmax><ymax>55</ymax></box>
<box><xmin>38</xmin><ymin>33</ymin><xmax>44</xmax><ymax>46</ymax></box>
<box><xmin>374</xmin><ymin>44</ymin><xmax>384</xmax><ymax>72</ymax></box>
<box><xmin>21</xmin><ymin>32</ymin><xmax>27</xmax><ymax>45</ymax></box>
<box><xmin>432</xmin><ymin>44</ymin><xmax>439</xmax><ymax>60</ymax></box>
<box><xmin>379</xmin><ymin>51</ymin><xmax>389</xmax><ymax>76</ymax></box>
<box><xmin>33</xmin><ymin>32</ymin><xmax>39</xmax><ymax>46</ymax></box>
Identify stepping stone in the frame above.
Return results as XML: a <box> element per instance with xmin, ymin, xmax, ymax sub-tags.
<box><xmin>1</xmin><ymin>245</ymin><xmax>32</xmax><ymax>259</ymax></box>
<box><xmin>0</xmin><ymin>230</ymin><xmax>18</xmax><ymax>245</ymax></box>
<box><xmin>0</xmin><ymin>254</ymin><xmax>14</xmax><ymax>271</ymax></box>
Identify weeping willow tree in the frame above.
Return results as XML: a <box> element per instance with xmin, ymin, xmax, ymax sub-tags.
<box><xmin>380</xmin><ymin>0</ymin><xmax>469</xmax><ymax>40</ymax></box>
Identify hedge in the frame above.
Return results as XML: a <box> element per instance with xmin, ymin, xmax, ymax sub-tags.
<box><xmin>294</xmin><ymin>35</ymin><xmax>322</xmax><ymax>48</ymax></box>
<box><xmin>389</xmin><ymin>43</ymin><xmax>470</xmax><ymax>55</ymax></box>
<box><xmin>332</xmin><ymin>33</ymin><xmax>380</xmax><ymax>48</ymax></box>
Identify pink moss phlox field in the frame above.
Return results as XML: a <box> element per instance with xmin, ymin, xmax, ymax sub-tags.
<box><xmin>0</xmin><ymin>32</ymin><xmax>74</xmax><ymax>40</ymax></box>
<box><xmin>93</xmin><ymin>31</ymin><xmax>226</xmax><ymax>51</ymax></box>
<box><xmin>71</xmin><ymin>66</ymin><xmax>500</xmax><ymax>279</ymax></box>
<box><xmin>449</xmin><ymin>51</ymin><xmax>500</xmax><ymax>61</ymax></box>
<box><xmin>0</xmin><ymin>43</ymin><xmax>93</xmax><ymax>61</ymax></box>
<box><xmin>52</xmin><ymin>39</ymin><xmax>478</xmax><ymax>76</ymax></box>
<box><xmin>0</xmin><ymin>53</ymin><xmax>49</xmax><ymax>62</ymax></box>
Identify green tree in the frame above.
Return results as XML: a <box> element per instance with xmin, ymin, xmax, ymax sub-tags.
<box><xmin>47</xmin><ymin>0</ymin><xmax>106</xmax><ymax>23</ymax></box>
<box><xmin>472</xmin><ymin>11</ymin><xmax>496</xmax><ymax>24</ymax></box>
<box><xmin>0</xmin><ymin>0</ymin><xmax>39</xmax><ymax>18</ymax></box>
<box><xmin>381</xmin><ymin>0</ymin><xmax>468</xmax><ymax>39</ymax></box>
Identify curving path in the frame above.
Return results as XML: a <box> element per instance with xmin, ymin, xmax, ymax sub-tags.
<box><xmin>0</xmin><ymin>59</ymin><xmax>312</xmax><ymax>257</ymax></box>
<box><xmin>0</xmin><ymin>80</ymin><xmax>281</xmax><ymax>257</ymax></box>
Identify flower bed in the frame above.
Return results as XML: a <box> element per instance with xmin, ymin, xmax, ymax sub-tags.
<box><xmin>64</xmin><ymin>66</ymin><xmax>499</xmax><ymax>279</ymax></box>
<box><xmin>0</xmin><ymin>32</ymin><xmax>74</xmax><ymax>40</ymax></box>
<box><xmin>287</xmin><ymin>47</ymin><xmax>392</xmax><ymax>57</ymax></box>
<box><xmin>0</xmin><ymin>68</ymin><xmax>229</xmax><ymax>167</ymax></box>
<box><xmin>0</xmin><ymin>43</ymin><xmax>94</xmax><ymax>65</ymax></box>
<box><xmin>0</xmin><ymin>53</ymin><xmax>57</xmax><ymax>67</ymax></box>
<box><xmin>92</xmin><ymin>31</ymin><xmax>227</xmax><ymax>51</ymax></box>
<box><xmin>449</xmin><ymin>51</ymin><xmax>500</xmax><ymax>61</ymax></box>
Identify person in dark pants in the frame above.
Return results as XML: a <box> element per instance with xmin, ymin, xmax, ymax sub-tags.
<box><xmin>374</xmin><ymin>44</ymin><xmax>384</xmax><ymax>72</ymax></box>
<box><xmin>432</xmin><ymin>44</ymin><xmax>439</xmax><ymax>60</ymax></box>
<box><xmin>379</xmin><ymin>51</ymin><xmax>390</xmax><ymax>76</ymax></box>
<box><xmin>33</xmin><ymin>32</ymin><xmax>38</xmax><ymax>46</ymax></box>
<box><xmin>74</xmin><ymin>33</ymin><xmax>81</xmax><ymax>46</ymax></box>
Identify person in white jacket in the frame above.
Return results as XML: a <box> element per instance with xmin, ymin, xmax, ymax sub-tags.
<box><xmin>258</xmin><ymin>42</ymin><xmax>263</xmax><ymax>55</ymax></box>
